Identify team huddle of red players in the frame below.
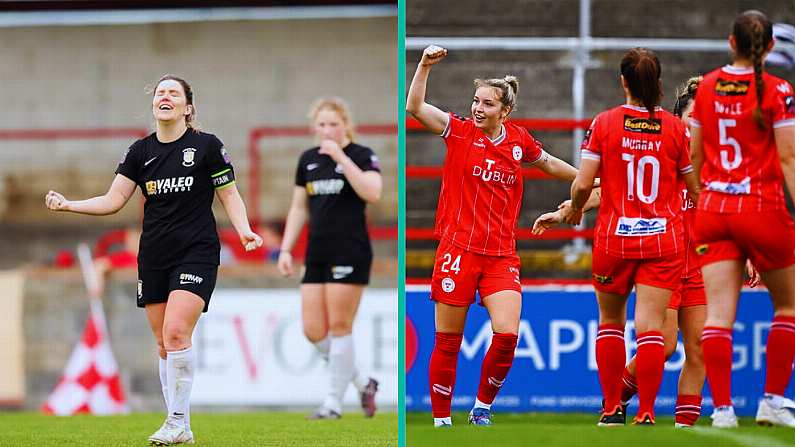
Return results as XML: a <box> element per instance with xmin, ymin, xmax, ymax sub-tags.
<box><xmin>408</xmin><ymin>9</ymin><xmax>795</xmax><ymax>428</ymax></box>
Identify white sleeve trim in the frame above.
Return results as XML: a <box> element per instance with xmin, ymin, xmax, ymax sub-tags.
<box><xmin>526</xmin><ymin>149</ymin><xmax>546</xmax><ymax>165</ymax></box>
<box><xmin>680</xmin><ymin>165</ymin><xmax>694</xmax><ymax>174</ymax></box>
<box><xmin>773</xmin><ymin>119</ymin><xmax>795</xmax><ymax>129</ymax></box>
<box><xmin>440</xmin><ymin>114</ymin><xmax>452</xmax><ymax>138</ymax></box>
<box><xmin>689</xmin><ymin>118</ymin><xmax>701</xmax><ymax>128</ymax></box>
<box><xmin>581</xmin><ymin>149</ymin><xmax>601</xmax><ymax>161</ymax></box>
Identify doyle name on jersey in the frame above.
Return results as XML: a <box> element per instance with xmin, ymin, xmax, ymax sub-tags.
<box><xmin>116</xmin><ymin>130</ymin><xmax>235</xmax><ymax>269</ymax></box>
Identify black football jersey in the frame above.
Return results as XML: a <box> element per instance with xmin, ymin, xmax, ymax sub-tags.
<box><xmin>116</xmin><ymin>129</ymin><xmax>235</xmax><ymax>269</ymax></box>
<box><xmin>294</xmin><ymin>143</ymin><xmax>380</xmax><ymax>262</ymax></box>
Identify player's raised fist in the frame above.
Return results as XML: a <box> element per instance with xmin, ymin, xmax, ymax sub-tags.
<box><xmin>318</xmin><ymin>139</ymin><xmax>344</xmax><ymax>162</ymax></box>
<box><xmin>421</xmin><ymin>45</ymin><xmax>447</xmax><ymax>66</ymax></box>
<box><xmin>45</xmin><ymin>190</ymin><xmax>69</xmax><ymax>211</ymax></box>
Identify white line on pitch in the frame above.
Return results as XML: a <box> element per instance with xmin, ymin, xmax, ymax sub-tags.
<box><xmin>690</xmin><ymin>426</ymin><xmax>792</xmax><ymax>447</ymax></box>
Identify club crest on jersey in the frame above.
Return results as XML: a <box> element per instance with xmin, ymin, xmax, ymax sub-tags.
<box><xmin>182</xmin><ymin>148</ymin><xmax>196</xmax><ymax>167</ymax></box>
<box><xmin>593</xmin><ymin>274</ymin><xmax>613</xmax><ymax>285</ymax></box>
<box><xmin>512</xmin><ymin>145</ymin><xmax>522</xmax><ymax>161</ymax></box>
<box><xmin>335</xmin><ymin>164</ymin><xmax>344</xmax><ymax>174</ymax></box>
<box><xmin>715</xmin><ymin>79</ymin><xmax>750</xmax><ymax>96</ymax></box>
<box><xmin>441</xmin><ymin>277</ymin><xmax>455</xmax><ymax>293</ymax></box>
<box><xmin>623</xmin><ymin>116</ymin><xmax>661</xmax><ymax>134</ymax></box>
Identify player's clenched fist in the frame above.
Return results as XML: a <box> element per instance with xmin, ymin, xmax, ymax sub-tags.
<box><xmin>420</xmin><ymin>45</ymin><xmax>447</xmax><ymax>66</ymax></box>
<box><xmin>45</xmin><ymin>190</ymin><xmax>70</xmax><ymax>211</ymax></box>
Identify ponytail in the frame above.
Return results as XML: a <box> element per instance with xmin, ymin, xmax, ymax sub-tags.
<box><xmin>620</xmin><ymin>48</ymin><xmax>662</xmax><ymax>119</ymax></box>
<box><xmin>732</xmin><ymin>10</ymin><xmax>773</xmax><ymax>131</ymax></box>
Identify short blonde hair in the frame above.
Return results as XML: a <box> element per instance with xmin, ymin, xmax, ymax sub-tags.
<box><xmin>308</xmin><ymin>97</ymin><xmax>355</xmax><ymax>142</ymax></box>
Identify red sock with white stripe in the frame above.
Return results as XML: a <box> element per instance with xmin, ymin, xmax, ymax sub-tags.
<box><xmin>674</xmin><ymin>394</ymin><xmax>702</xmax><ymax>426</ymax></box>
<box><xmin>475</xmin><ymin>332</ymin><xmax>518</xmax><ymax>409</ymax></box>
<box><xmin>620</xmin><ymin>368</ymin><xmax>638</xmax><ymax>404</ymax></box>
<box><xmin>596</xmin><ymin>324</ymin><xmax>626</xmax><ymax>412</ymax></box>
<box><xmin>764</xmin><ymin>316</ymin><xmax>795</xmax><ymax>396</ymax></box>
<box><xmin>702</xmin><ymin>326</ymin><xmax>733</xmax><ymax>407</ymax></box>
<box><xmin>635</xmin><ymin>331</ymin><xmax>664</xmax><ymax>418</ymax></box>
<box><xmin>429</xmin><ymin>332</ymin><xmax>463</xmax><ymax>423</ymax></box>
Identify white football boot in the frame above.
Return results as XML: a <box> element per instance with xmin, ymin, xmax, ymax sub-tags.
<box><xmin>756</xmin><ymin>394</ymin><xmax>795</xmax><ymax>428</ymax></box>
<box><xmin>710</xmin><ymin>406</ymin><xmax>739</xmax><ymax>428</ymax></box>
<box><xmin>148</xmin><ymin>418</ymin><xmax>195</xmax><ymax>446</ymax></box>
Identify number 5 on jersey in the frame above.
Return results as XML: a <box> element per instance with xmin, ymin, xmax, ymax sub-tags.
<box><xmin>440</xmin><ymin>253</ymin><xmax>461</xmax><ymax>274</ymax></box>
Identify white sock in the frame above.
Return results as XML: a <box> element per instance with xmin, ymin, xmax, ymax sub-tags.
<box><xmin>352</xmin><ymin>369</ymin><xmax>369</xmax><ymax>392</ymax></box>
<box><xmin>313</xmin><ymin>337</ymin><xmax>330</xmax><ymax>362</ymax></box>
<box><xmin>323</xmin><ymin>334</ymin><xmax>356</xmax><ymax>414</ymax></box>
<box><xmin>160</xmin><ymin>357</ymin><xmax>190</xmax><ymax>431</ymax></box>
<box><xmin>473</xmin><ymin>398</ymin><xmax>491</xmax><ymax>411</ymax></box>
<box><xmin>158</xmin><ymin>358</ymin><xmax>169</xmax><ymax>411</ymax></box>
<box><xmin>434</xmin><ymin>417</ymin><xmax>452</xmax><ymax>427</ymax></box>
<box><xmin>166</xmin><ymin>346</ymin><xmax>194</xmax><ymax>429</ymax></box>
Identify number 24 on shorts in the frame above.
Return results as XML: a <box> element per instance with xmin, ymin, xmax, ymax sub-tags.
<box><xmin>440</xmin><ymin>253</ymin><xmax>461</xmax><ymax>274</ymax></box>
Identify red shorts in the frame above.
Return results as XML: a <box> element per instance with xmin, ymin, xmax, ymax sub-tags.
<box><xmin>668</xmin><ymin>273</ymin><xmax>706</xmax><ymax>310</ymax></box>
<box><xmin>694</xmin><ymin>210</ymin><xmax>795</xmax><ymax>273</ymax></box>
<box><xmin>592</xmin><ymin>250</ymin><xmax>684</xmax><ymax>295</ymax></box>
<box><xmin>430</xmin><ymin>237</ymin><xmax>521</xmax><ymax>307</ymax></box>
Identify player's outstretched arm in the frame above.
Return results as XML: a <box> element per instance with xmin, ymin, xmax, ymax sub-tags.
<box><xmin>532</xmin><ymin>188</ymin><xmax>601</xmax><ymax>235</ymax></box>
<box><xmin>45</xmin><ymin>174</ymin><xmax>136</xmax><ymax>216</ymax></box>
<box><xmin>406</xmin><ymin>45</ymin><xmax>450</xmax><ymax>135</ymax></box>
<box><xmin>775</xmin><ymin>125</ymin><xmax>795</xmax><ymax>202</ymax></box>
<box><xmin>532</xmin><ymin>152</ymin><xmax>578</xmax><ymax>181</ymax></box>
<box><xmin>216</xmin><ymin>184</ymin><xmax>263</xmax><ymax>252</ymax></box>
<box><xmin>562</xmin><ymin>158</ymin><xmax>600</xmax><ymax>225</ymax></box>
<box><xmin>277</xmin><ymin>186</ymin><xmax>309</xmax><ymax>277</ymax></box>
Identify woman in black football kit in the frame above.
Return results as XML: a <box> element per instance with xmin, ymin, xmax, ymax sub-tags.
<box><xmin>278</xmin><ymin>97</ymin><xmax>382</xmax><ymax>419</ymax></box>
<box><xmin>45</xmin><ymin>75</ymin><xmax>262</xmax><ymax>446</ymax></box>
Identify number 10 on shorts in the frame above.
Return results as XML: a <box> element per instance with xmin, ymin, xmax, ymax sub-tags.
<box><xmin>440</xmin><ymin>253</ymin><xmax>461</xmax><ymax>274</ymax></box>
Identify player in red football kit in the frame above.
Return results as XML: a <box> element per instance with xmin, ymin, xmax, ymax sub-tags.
<box><xmin>407</xmin><ymin>45</ymin><xmax>580</xmax><ymax>427</ymax></box>
<box><xmin>689</xmin><ymin>11</ymin><xmax>795</xmax><ymax>428</ymax></box>
<box><xmin>534</xmin><ymin>77</ymin><xmax>729</xmax><ymax>427</ymax></box>
<box><xmin>560</xmin><ymin>48</ymin><xmax>700</xmax><ymax>426</ymax></box>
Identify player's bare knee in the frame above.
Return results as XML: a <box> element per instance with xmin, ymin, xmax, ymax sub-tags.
<box><xmin>163</xmin><ymin>324</ymin><xmax>191</xmax><ymax>350</ymax></box>
<box><xmin>303</xmin><ymin>325</ymin><xmax>328</xmax><ymax>343</ymax></box>
<box><xmin>328</xmin><ymin>320</ymin><xmax>353</xmax><ymax>336</ymax></box>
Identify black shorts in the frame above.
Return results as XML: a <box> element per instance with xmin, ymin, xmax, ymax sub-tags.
<box><xmin>302</xmin><ymin>258</ymin><xmax>372</xmax><ymax>285</ymax></box>
<box><xmin>137</xmin><ymin>263</ymin><xmax>218</xmax><ymax>312</ymax></box>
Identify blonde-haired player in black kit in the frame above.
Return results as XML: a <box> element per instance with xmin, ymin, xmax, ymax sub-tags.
<box><xmin>45</xmin><ymin>75</ymin><xmax>262</xmax><ymax>446</ymax></box>
<box><xmin>278</xmin><ymin>97</ymin><xmax>381</xmax><ymax>419</ymax></box>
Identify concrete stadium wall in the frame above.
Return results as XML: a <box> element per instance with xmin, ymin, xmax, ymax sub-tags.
<box><xmin>0</xmin><ymin>16</ymin><xmax>397</xmax><ymax>226</ymax></box>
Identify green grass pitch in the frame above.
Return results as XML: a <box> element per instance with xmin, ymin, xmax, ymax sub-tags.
<box><xmin>407</xmin><ymin>412</ymin><xmax>795</xmax><ymax>447</ymax></box>
<box><xmin>0</xmin><ymin>412</ymin><xmax>397</xmax><ymax>446</ymax></box>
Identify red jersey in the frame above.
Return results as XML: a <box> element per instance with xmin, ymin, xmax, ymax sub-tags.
<box><xmin>581</xmin><ymin>105</ymin><xmax>692</xmax><ymax>259</ymax></box>
<box><xmin>435</xmin><ymin>112</ymin><xmax>544</xmax><ymax>256</ymax></box>
<box><xmin>679</xmin><ymin>185</ymin><xmax>700</xmax><ymax>278</ymax></box>
<box><xmin>690</xmin><ymin>65</ymin><xmax>795</xmax><ymax>213</ymax></box>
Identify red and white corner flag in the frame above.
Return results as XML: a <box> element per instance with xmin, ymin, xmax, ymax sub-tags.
<box><xmin>42</xmin><ymin>244</ymin><xmax>128</xmax><ymax>415</ymax></box>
